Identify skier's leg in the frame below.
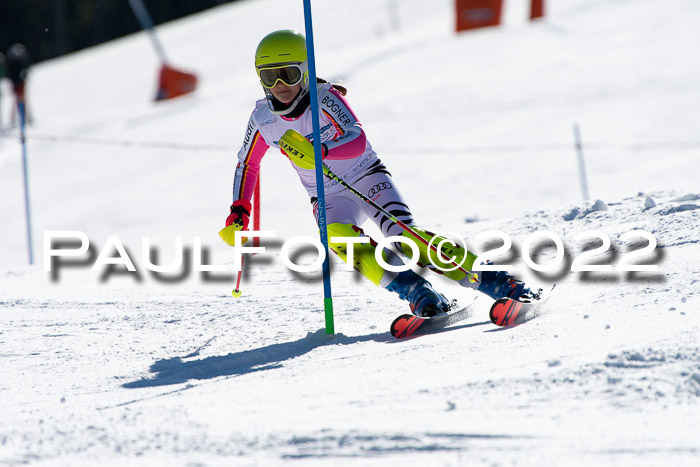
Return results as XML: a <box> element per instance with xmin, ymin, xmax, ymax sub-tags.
<box><xmin>327</xmin><ymin>222</ymin><xmax>450</xmax><ymax>317</ymax></box>
<box><xmin>346</xmin><ymin>162</ymin><xmax>415</xmax><ymax>239</ymax></box>
<box><xmin>326</xmin><ymin>222</ymin><xmax>398</xmax><ymax>287</ymax></box>
<box><xmin>348</xmin><ymin>169</ymin><xmax>532</xmax><ymax>299</ymax></box>
<box><xmin>398</xmin><ymin>227</ymin><xmax>479</xmax><ymax>283</ymax></box>
<box><xmin>317</xmin><ymin>188</ymin><xmax>450</xmax><ymax>316</ymax></box>
<box><xmin>400</xmin><ymin>228</ymin><xmax>536</xmax><ymax>299</ymax></box>
<box><xmin>349</xmin><ymin>169</ymin><xmax>479</xmax><ymax>283</ymax></box>
<box><xmin>317</xmin><ymin>192</ymin><xmax>395</xmax><ymax>287</ymax></box>
<box><xmin>319</xmin><ymin>171</ymin><xmax>447</xmax><ymax>316</ymax></box>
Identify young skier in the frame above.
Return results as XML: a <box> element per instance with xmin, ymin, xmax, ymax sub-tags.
<box><xmin>220</xmin><ymin>30</ymin><xmax>533</xmax><ymax>317</ymax></box>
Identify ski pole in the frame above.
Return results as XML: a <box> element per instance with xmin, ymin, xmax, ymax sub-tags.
<box><xmin>231</xmin><ymin>177</ymin><xmax>262</xmax><ymax>297</ymax></box>
<box><xmin>319</xmin><ymin>163</ymin><xmax>479</xmax><ymax>283</ymax></box>
<box><xmin>18</xmin><ymin>99</ymin><xmax>34</xmax><ymax>264</ymax></box>
<box><xmin>232</xmin><ymin>254</ymin><xmax>243</xmax><ymax>297</ymax></box>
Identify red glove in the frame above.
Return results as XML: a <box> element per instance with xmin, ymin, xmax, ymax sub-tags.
<box><xmin>225</xmin><ymin>199</ymin><xmax>252</xmax><ymax>230</ymax></box>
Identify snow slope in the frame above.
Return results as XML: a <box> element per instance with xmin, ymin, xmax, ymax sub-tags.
<box><xmin>1</xmin><ymin>0</ymin><xmax>699</xmax><ymax>465</ymax></box>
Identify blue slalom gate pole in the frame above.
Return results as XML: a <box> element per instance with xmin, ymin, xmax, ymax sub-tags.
<box><xmin>303</xmin><ymin>0</ymin><xmax>334</xmax><ymax>335</ymax></box>
<box><xmin>127</xmin><ymin>0</ymin><xmax>169</xmax><ymax>62</ymax></box>
<box><xmin>18</xmin><ymin>99</ymin><xmax>34</xmax><ymax>264</ymax></box>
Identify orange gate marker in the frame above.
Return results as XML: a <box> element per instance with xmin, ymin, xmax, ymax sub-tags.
<box><xmin>455</xmin><ymin>0</ymin><xmax>503</xmax><ymax>32</ymax></box>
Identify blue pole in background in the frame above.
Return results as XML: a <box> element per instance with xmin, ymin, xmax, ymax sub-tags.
<box><xmin>18</xmin><ymin>99</ymin><xmax>34</xmax><ymax>264</ymax></box>
<box><xmin>127</xmin><ymin>0</ymin><xmax>169</xmax><ymax>63</ymax></box>
<box><xmin>302</xmin><ymin>0</ymin><xmax>334</xmax><ymax>335</ymax></box>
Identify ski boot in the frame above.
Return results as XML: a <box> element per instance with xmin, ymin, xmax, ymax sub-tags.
<box><xmin>386</xmin><ymin>269</ymin><xmax>450</xmax><ymax>318</ymax></box>
<box><xmin>478</xmin><ymin>268</ymin><xmax>535</xmax><ymax>301</ymax></box>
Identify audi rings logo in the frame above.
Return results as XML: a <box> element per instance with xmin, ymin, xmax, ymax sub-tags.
<box><xmin>368</xmin><ymin>182</ymin><xmax>392</xmax><ymax>198</ymax></box>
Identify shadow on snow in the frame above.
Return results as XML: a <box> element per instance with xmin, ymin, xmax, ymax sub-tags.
<box><xmin>123</xmin><ymin>329</ymin><xmax>393</xmax><ymax>389</ymax></box>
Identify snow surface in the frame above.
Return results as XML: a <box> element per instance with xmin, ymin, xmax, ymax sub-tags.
<box><xmin>1</xmin><ymin>0</ymin><xmax>700</xmax><ymax>465</ymax></box>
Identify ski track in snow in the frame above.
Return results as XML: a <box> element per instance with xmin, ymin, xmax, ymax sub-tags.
<box><xmin>2</xmin><ymin>0</ymin><xmax>700</xmax><ymax>465</ymax></box>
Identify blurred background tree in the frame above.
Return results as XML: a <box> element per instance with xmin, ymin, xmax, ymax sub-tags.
<box><xmin>0</xmin><ymin>0</ymin><xmax>239</xmax><ymax>64</ymax></box>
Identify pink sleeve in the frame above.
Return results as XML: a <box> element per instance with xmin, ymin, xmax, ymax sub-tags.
<box><xmin>324</xmin><ymin>129</ymin><xmax>366</xmax><ymax>161</ymax></box>
<box><xmin>233</xmin><ymin>125</ymin><xmax>269</xmax><ymax>202</ymax></box>
<box><xmin>320</xmin><ymin>86</ymin><xmax>367</xmax><ymax>161</ymax></box>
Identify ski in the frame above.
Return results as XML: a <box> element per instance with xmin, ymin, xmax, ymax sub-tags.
<box><xmin>390</xmin><ymin>297</ymin><xmax>477</xmax><ymax>339</ymax></box>
<box><xmin>489</xmin><ymin>284</ymin><xmax>556</xmax><ymax>327</ymax></box>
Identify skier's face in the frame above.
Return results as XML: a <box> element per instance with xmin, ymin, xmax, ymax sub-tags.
<box><xmin>270</xmin><ymin>81</ymin><xmax>301</xmax><ymax>104</ymax></box>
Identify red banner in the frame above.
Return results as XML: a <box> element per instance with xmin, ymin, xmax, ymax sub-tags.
<box><xmin>455</xmin><ymin>0</ymin><xmax>503</xmax><ymax>32</ymax></box>
<box><xmin>530</xmin><ymin>0</ymin><xmax>545</xmax><ymax>20</ymax></box>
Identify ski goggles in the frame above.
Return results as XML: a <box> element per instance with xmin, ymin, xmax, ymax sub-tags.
<box><xmin>257</xmin><ymin>64</ymin><xmax>305</xmax><ymax>89</ymax></box>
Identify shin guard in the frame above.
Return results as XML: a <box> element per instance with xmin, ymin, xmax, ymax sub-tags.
<box><xmin>327</xmin><ymin>223</ymin><xmax>400</xmax><ymax>287</ymax></box>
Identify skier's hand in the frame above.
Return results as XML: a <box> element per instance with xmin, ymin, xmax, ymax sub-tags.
<box><xmin>226</xmin><ymin>199</ymin><xmax>251</xmax><ymax>229</ymax></box>
<box><xmin>279</xmin><ymin>129</ymin><xmax>326</xmax><ymax>170</ymax></box>
<box><xmin>219</xmin><ymin>199</ymin><xmax>251</xmax><ymax>246</ymax></box>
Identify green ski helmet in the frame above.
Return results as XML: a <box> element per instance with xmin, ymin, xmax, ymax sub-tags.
<box><xmin>255</xmin><ymin>30</ymin><xmax>309</xmax><ymax>116</ymax></box>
